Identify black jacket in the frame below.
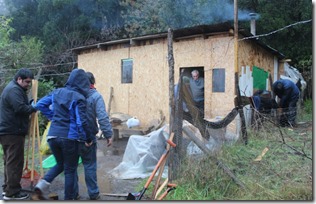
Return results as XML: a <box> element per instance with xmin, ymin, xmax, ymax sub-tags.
<box><xmin>0</xmin><ymin>80</ymin><xmax>36</xmax><ymax>136</ymax></box>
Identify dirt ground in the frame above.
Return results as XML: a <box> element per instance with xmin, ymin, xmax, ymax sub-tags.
<box><xmin>2</xmin><ymin>121</ymin><xmax>311</xmax><ymax>201</ymax></box>
<box><xmin>0</xmin><ymin>137</ymin><xmax>142</xmax><ymax>201</ymax></box>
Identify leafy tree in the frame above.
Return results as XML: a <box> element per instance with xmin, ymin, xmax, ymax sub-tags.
<box><xmin>0</xmin><ymin>15</ymin><xmax>43</xmax><ymax>70</ymax></box>
<box><xmin>120</xmin><ymin>0</ymin><xmax>242</xmax><ymax>36</ymax></box>
<box><xmin>4</xmin><ymin>0</ymin><xmax>41</xmax><ymax>39</ymax></box>
<box><xmin>0</xmin><ymin>16</ymin><xmax>44</xmax><ymax>94</ymax></box>
<box><xmin>238</xmin><ymin>0</ymin><xmax>312</xmax><ymax>67</ymax></box>
<box><xmin>0</xmin><ymin>16</ymin><xmax>14</xmax><ymax>48</ymax></box>
<box><xmin>3</xmin><ymin>0</ymin><xmax>311</xmax><ymax>77</ymax></box>
<box><xmin>119</xmin><ymin>0</ymin><xmax>167</xmax><ymax>37</ymax></box>
<box><xmin>5</xmin><ymin>0</ymin><xmax>126</xmax><ymax>65</ymax></box>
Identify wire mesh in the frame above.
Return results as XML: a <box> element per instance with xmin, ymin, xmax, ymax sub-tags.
<box><xmin>169</xmin><ymin>74</ymin><xmax>312</xmax><ymax>200</ymax></box>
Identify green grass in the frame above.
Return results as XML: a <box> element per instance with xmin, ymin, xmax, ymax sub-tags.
<box><xmin>168</xmin><ymin>128</ymin><xmax>312</xmax><ymax>200</ymax></box>
<box><xmin>137</xmin><ymin>108</ymin><xmax>312</xmax><ymax>201</ymax></box>
<box><xmin>0</xmin><ymin>147</ymin><xmax>3</xmax><ymax>170</ymax></box>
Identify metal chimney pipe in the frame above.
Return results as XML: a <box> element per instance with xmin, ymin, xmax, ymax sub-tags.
<box><xmin>249</xmin><ymin>13</ymin><xmax>257</xmax><ymax>36</ymax></box>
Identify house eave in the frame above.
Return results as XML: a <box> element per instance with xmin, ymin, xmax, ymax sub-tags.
<box><xmin>71</xmin><ymin>22</ymin><xmax>285</xmax><ymax>60</ymax></box>
<box><xmin>239</xmin><ymin>29</ymin><xmax>285</xmax><ymax>60</ymax></box>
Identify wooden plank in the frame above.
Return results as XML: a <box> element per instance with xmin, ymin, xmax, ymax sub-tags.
<box><xmin>107</xmin><ymin>86</ymin><xmax>113</xmax><ymax>115</ymax></box>
<box><xmin>183</xmin><ymin>125</ymin><xmax>246</xmax><ymax>189</ymax></box>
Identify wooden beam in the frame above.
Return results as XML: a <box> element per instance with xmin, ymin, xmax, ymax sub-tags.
<box><xmin>183</xmin><ymin>126</ymin><xmax>246</xmax><ymax>189</ymax></box>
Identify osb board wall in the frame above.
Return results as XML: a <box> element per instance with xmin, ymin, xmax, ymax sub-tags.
<box><xmin>238</xmin><ymin>39</ymin><xmax>275</xmax><ymax>75</ymax></box>
<box><xmin>128</xmin><ymin>42</ymin><xmax>169</xmax><ymax>125</ymax></box>
<box><xmin>78</xmin><ymin>41</ymin><xmax>169</xmax><ymax>127</ymax></box>
<box><xmin>78</xmin><ymin>48</ymin><xmax>130</xmax><ymax>114</ymax></box>
<box><xmin>173</xmin><ymin>36</ymin><xmax>236</xmax><ymax>120</ymax></box>
<box><xmin>77</xmin><ymin>35</ymin><xmax>277</xmax><ymax>129</ymax></box>
<box><xmin>278</xmin><ymin>62</ymin><xmax>285</xmax><ymax>79</ymax></box>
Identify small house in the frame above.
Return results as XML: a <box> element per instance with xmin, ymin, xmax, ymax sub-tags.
<box><xmin>72</xmin><ymin>21</ymin><xmax>286</xmax><ymax>137</ymax></box>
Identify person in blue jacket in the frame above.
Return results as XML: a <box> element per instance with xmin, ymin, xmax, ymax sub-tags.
<box><xmin>74</xmin><ymin>71</ymin><xmax>113</xmax><ymax>200</ymax></box>
<box><xmin>34</xmin><ymin>68</ymin><xmax>93</xmax><ymax>200</ymax></box>
<box><xmin>272</xmin><ymin>79</ymin><xmax>300</xmax><ymax>127</ymax></box>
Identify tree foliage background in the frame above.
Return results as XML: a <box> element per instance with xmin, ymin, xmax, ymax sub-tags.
<box><xmin>0</xmin><ymin>0</ymin><xmax>312</xmax><ymax>96</ymax></box>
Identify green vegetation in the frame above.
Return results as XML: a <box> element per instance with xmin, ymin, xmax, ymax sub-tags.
<box><xmin>0</xmin><ymin>0</ymin><xmax>312</xmax><ymax>99</ymax></box>
<box><xmin>138</xmin><ymin>108</ymin><xmax>312</xmax><ymax>200</ymax></box>
<box><xmin>2</xmin><ymin>0</ymin><xmax>312</xmax><ymax>71</ymax></box>
<box><xmin>303</xmin><ymin>99</ymin><xmax>312</xmax><ymax>115</ymax></box>
<box><xmin>0</xmin><ymin>16</ymin><xmax>44</xmax><ymax>69</ymax></box>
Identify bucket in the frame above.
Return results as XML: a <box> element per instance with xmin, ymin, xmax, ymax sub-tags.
<box><xmin>42</xmin><ymin>155</ymin><xmax>82</xmax><ymax>169</ymax></box>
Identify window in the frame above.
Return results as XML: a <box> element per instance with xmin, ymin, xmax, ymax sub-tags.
<box><xmin>212</xmin><ymin>68</ymin><xmax>225</xmax><ymax>92</ymax></box>
<box><xmin>121</xmin><ymin>59</ymin><xmax>133</xmax><ymax>83</ymax></box>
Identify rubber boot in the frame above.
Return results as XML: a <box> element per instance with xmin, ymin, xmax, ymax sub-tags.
<box><xmin>34</xmin><ymin>179</ymin><xmax>50</xmax><ymax>200</ymax></box>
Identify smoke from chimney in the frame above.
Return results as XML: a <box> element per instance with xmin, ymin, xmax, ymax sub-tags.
<box><xmin>249</xmin><ymin>13</ymin><xmax>257</xmax><ymax>35</ymax></box>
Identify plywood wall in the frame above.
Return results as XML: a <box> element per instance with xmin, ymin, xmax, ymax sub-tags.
<box><xmin>239</xmin><ymin>40</ymin><xmax>275</xmax><ymax>75</ymax></box>
<box><xmin>77</xmin><ymin>34</ymin><xmax>277</xmax><ymax>129</ymax></box>
<box><xmin>79</xmin><ymin>41</ymin><xmax>169</xmax><ymax>127</ymax></box>
<box><xmin>172</xmin><ymin>35</ymin><xmax>236</xmax><ymax>120</ymax></box>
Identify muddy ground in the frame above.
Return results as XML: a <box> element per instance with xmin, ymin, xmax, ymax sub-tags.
<box><xmin>0</xmin><ymin>137</ymin><xmax>142</xmax><ymax>201</ymax></box>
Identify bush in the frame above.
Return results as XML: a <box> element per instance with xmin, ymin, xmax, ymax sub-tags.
<box><xmin>303</xmin><ymin>99</ymin><xmax>312</xmax><ymax>115</ymax></box>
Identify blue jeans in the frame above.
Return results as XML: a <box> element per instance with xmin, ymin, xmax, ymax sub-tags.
<box><xmin>280</xmin><ymin>96</ymin><xmax>299</xmax><ymax>126</ymax></box>
<box><xmin>287</xmin><ymin>97</ymin><xmax>299</xmax><ymax>124</ymax></box>
<box><xmin>75</xmin><ymin>141</ymin><xmax>99</xmax><ymax>199</ymax></box>
<box><xmin>44</xmin><ymin>138</ymin><xmax>79</xmax><ymax>200</ymax></box>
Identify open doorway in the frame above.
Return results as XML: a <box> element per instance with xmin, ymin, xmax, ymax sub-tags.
<box><xmin>179</xmin><ymin>66</ymin><xmax>205</xmax><ymax>120</ymax></box>
<box><xmin>180</xmin><ymin>67</ymin><xmax>204</xmax><ymax>80</ymax></box>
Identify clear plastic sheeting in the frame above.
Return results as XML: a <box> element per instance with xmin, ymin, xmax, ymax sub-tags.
<box><xmin>282</xmin><ymin>62</ymin><xmax>307</xmax><ymax>90</ymax></box>
<box><xmin>184</xmin><ymin>119</ymin><xmax>238</xmax><ymax>156</ymax></box>
<box><xmin>110</xmin><ymin>126</ymin><xmax>169</xmax><ymax>180</ymax></box>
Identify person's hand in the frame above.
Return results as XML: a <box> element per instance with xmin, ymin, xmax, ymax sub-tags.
<box><xmin>85</xmin><ymin>141</ymin><xmax>93</xmax><ymax>147</ymax></box>
<box><xmin>106</xmin><ymin>138</ymin><xmax>112</xmax><ymax>147</ymax></box>
<box><xmin>85</xmin><ymin>138</ymin><xmax>93</xmax><ymax>147</ymax></box>
<box><xmin>30</xmin><ymin>100</ymin><xmax>38</xmax><ymax>112</ymax></box>
<box><xmin>31</xmin><ymin>101</ymin><xmax>36</xmax><ymax>108</ymax></box>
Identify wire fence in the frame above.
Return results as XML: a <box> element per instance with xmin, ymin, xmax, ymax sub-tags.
<box><xmin>168</xmin><ymin>75</ymin><xmax>312</xmax><ymax>199</ymax></box>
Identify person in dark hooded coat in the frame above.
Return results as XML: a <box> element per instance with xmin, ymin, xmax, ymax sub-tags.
<box><xmin>272</xmin><ymin>79</ymin><xmax>300</xmax><ymax>127</ymax></box>
<box><xmin>34</xmin><ymin>68</ymin><xmax>93</xmax><ymax>200</ymax></box>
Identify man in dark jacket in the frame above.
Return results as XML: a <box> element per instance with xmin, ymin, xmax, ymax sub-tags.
<box><xmin>0</xmin><ymin>68</ymin><xmax>37</xmax><ymax>200</ymax></box>
<box><xmin>272</xmin><ymin>79</ymin><xmax>300</xmax><ymax>127</ymax></box>
<box><xmin>34</xmin><ymin>68</ymin><xmax>93</xmax><ymax>200</ymax></box>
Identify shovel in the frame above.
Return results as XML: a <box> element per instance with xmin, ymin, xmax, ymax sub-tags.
<box><xmin>22</xmin><ymin>132</ymin><xmax>31</xmax><ymax>178</ymax></box>
<box><xmin>126</xmin><ymin>133</ymin><xmax>176</xmax><ymax>200</ymax></box>
<box><xmin>157</xmin><ymin>183</ymin><xmax>177</xmax><ymax>200</ymax></box>
<box><xmin>21</xmin><ymin>112</ymin><xmax>41</xmax><ymax>189</ymax></box>
<box><xmin>22</xmin><ymin>80</ymin><xmax>42</xmax><ymax>188</ymax></box>
<box><xmin>150</xmin><ymin>132</ymin><xmax>176</xmax><ymax>199</ymax></box>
